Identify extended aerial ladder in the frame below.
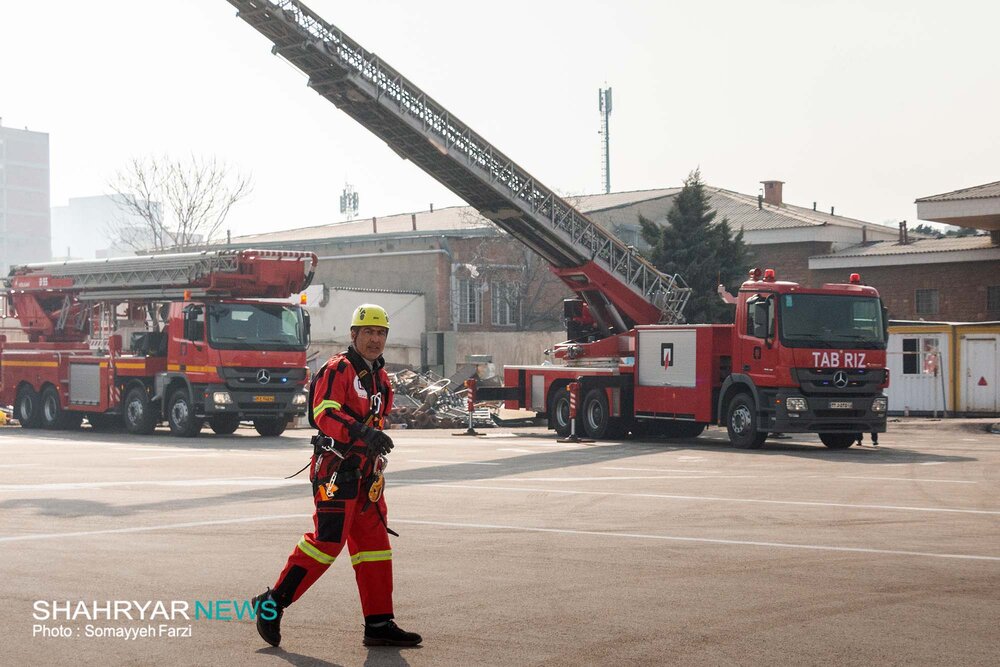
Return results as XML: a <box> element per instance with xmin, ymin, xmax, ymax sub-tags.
<box><xmin>225</xmin><ymin>0</ymin><xmax>690</xmax><ymax>337</ymax></box>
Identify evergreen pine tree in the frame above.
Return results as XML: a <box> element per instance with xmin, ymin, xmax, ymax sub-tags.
<box><xmin>639</xmin><ymin>169</ymin><xmax>749</xmax><ymax>323</ymax></box>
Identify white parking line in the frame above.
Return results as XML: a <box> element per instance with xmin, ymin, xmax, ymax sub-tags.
<box><xmin>0</xmin><ymin>477</ymin><xmax>305</xmax><ymax>491</ymax></box>
<box><xmin>409</xmin><ymin>460</ymin><xmax>501</xmax><ymax>466</ymax></box>
<box><xmin>129</xmin><ymin>453</ymin><xmax>223</xmax><ymax>461</ymax></box>
<box><xmin>839</xmin><ymin>476</ymin><xmax>977</xmax><ymax>484</ymax></box>
<box><xmin>482</xmin><ymin>475</ymin><xmax>756</xmax><ymax>482</ymax></box>
<box><xmin>426</xmin><ymin>483</ymin><xmax>1000</xmax><ymax>516</ymax></box>
<box><xmin>496</xmin><ymin>448</ymin><xmax>533</xmax><ymax>454</ymax></box>
<box><xmin>2</xmin><ymin>513</ymin><xmax>996</xmax><ymax>562</ymax></box>
<box><xmin>392</xmin><ymin>519</ymin><xmax>1000</xmax><ymax>562</ymax></box>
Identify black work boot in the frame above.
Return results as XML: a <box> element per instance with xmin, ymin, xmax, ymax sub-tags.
<box><xmin>251</xmin><ymin>589</ymin><xmax>284</xmax><ymax>647</ymax></box>
<box><xmin>363</xmin><ymin>619</ymin><xmax>422</xmax><ymax>647</ymax></box>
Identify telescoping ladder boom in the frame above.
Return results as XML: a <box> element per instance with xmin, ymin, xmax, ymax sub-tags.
<box><xmin>225</xmin><ymin>0</ymin><xmax>690</xmax><ymax>332</ymax></box>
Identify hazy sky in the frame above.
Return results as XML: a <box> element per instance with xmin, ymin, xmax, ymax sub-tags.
<box><xmin>2</xmin><ymin>0</ymin><xmax>998</xmax><ymax>238</ymax></box>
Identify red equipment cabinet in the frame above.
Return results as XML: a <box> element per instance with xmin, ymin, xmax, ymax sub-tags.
<box><xmin>1</xmin><ymin>249</ymin><xmax>317</xmax><ymax>437</ymax></box>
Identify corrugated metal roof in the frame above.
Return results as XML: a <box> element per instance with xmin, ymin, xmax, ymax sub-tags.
<box><xmin>230</xmin><ymin>185</ymin><xmax>896</xmax><ymax>244</ymax></box>
<box><xmin>817</xmin><ymin>235</ymin><xmax>996</xmax><ymax>258</ymax></box>
<box><xmin>916</xmin><ymin>181</ymin><xmax>1000</xmax><ymax>203</ymax></box>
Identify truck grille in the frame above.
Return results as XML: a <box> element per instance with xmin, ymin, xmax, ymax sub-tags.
<box><xmin>795</xmin><ymin>368</ymin><xmax>885</xmax><ymax>395</ymax></box>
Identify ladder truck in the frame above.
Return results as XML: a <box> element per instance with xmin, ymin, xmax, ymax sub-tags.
<box><xmin>1</xmin><ymin>249</ymin><xmax>317</xmax><ymax>438</ymax></box>
<box><xmin>225</xmin><ymin>0</ymin><xmax>889</xmax><ymax>449</ymax></box>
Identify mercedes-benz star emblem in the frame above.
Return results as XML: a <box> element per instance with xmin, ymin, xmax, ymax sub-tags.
<box><xmin>833</xmin><ymin>370</ymin><xmax>849</xmax><ymax>388</ymax></box>
<box><xmin>257</xmin><ymin>369</ymin><xmax>271</xmax><ymax>385</ymax></box>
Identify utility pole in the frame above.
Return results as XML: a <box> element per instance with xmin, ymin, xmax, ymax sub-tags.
<box><xmin>598</xmin><ymin>87</ymin><xmax>613</xmax><ymax>194</ymax></box>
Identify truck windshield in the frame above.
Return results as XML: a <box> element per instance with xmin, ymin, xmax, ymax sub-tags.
<box><xmin>207</xmin><ymin>304</ymin><xmax>307</xmax><ymax>351</ymax></box>
<box><xmin>778</xmin><ymin>294</ymin><xmax>885</xmax><ymax>349</ymax></box>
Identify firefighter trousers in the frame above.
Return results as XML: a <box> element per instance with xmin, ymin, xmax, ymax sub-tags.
<box><xmin>270</xmin><ymin>453</ymin><xmax>393</xmax><ymax>621</ymax></box>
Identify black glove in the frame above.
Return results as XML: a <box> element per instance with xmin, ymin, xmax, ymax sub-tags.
<box><xmin>349</xmin><ymin>422</ymin><xmax>394</xmax><ymax>457</ymax></box>
<box><xmin>365</xmin><ymin>429</ymin><xmax>394</xmax><ymax>458</ymax></box>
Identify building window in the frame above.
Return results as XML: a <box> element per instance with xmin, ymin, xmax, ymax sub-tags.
<box><xmin>988</xmin><ymin>286</ymin><xmax>1000</xmax><ymax>313</ymax></box>
<box><xmin>491</xmin><ymin>282</ymin><xmax>518</xmax><ymax>327</ymax></box>
<box><xmin>458</xmin><ymin>279</ymin><xmax>481</xmax><ymax>325</ymax></box>
<box><xmin>915</xmin><ymin>289</ymin><xmax>939</xmax><ymax>316</ymax></box>
<box><xmin>902</xmin><ymin>337</ymin><xmax>940</xmax><ymax>375</ymax></box>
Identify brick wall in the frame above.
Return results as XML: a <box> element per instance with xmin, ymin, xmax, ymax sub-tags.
<box><xmin>747</xmin><ymin>241</ymin><xmax>833</xmax><ymax>287</ymax></box>
<box><xmin>812</xmin><ymin>260</ymin><xmax>1000</xmax><ymax>322</ymax></box>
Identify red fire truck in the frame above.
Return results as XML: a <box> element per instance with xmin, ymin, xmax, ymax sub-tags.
<box><xmin>227</xmin><ymin>0</ymin><xmax>888</xmax><ymax>447</ymax></box>
<box><xmin>502</xmin><ymin>269</ymin><xmax>888</xmax><ymax>448</ymax></box>
<box><xmin>1</xmin><ymin>249</ymin><xmax>317</xmax><ymax>437</ymax></box>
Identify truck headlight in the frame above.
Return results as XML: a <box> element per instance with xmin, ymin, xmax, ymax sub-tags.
<box><xmin>872</xmin><ymin>397</ymin><xmax>887</xmax><ymax>413</ymax></box>
<box><xmin>292</xmin><ymin>393</ymin><xmax>307</xmax><ymax>406</ymax></box>
<box><xmin>213</xmin><ymin>392</ymin><xmax>233</xmax><ymax>405</ymax></box>
<box><xmin>786</xmin><ymin>397</ymin><xmax>808</xmax><ymax>412</ymax></box>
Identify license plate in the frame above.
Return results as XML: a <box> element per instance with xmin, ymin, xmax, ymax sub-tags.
<box><xmin>829</xmin><ymin>401</ymin><xmax>853</xmax><ymax>409</ymax></box>
<box><xmin>253</xmin><ymin>395</ymin><xmax>276</xmax><ymax>403</ymax></box>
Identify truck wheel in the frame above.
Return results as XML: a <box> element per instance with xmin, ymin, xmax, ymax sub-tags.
<box><xmin>167</xmin><ymin>389</ymin><xmax>202</xmax><ymax>437</ymax></box>
<box><xmin>253</xmin><ymin>417</ymin><xmax>288</xmax><ymax>437</ymax></box>
<box><xmin>581</xmin><ymin>388</ymin><xmax>626</xmax><ymax>439</ymax></box>
<box><xmin>124</xmin><ymin>385</ymin><xmax>157</xmax><ymax>435</ymax></box>
<box><xmin>210</xmin><ymin>415</ymin><xmax>241</xmax><ymax>435</ymax></box>
<box><xmin>40</xmin><ymin>386</ymin><xmax>64</xmax><ymax>429</ymax></box>
<box><xmin>820</xmin><ymin>433</ymin><xmax>855</xmax><ymax>449</ymax></box>
<box><xmin>548</xmin><ymin>386</ymin><xmax>572</xmax><ymax>437</ymax></box>
<box><xmin>726</xmin><ymin>393</ymin><xmax>767</xmax><ymax>449</ymax></box>
<box><xmin>15</xmin><ymin>386</ymin><xmax>42</xmax><ymax>429</ymax></box>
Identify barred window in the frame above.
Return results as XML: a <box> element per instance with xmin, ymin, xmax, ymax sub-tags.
<box><xmin>915</xmin><ymin>289</ymin><xmax>939</xmax><ymax>316</ymax></box>
<box><xmin>987</xmin><ymin>286</ymin><xmax>1000</xmax><ymax>313</ymax></box>
<box><xmin>458</xmin><ymin>279</ymin><xmax>481</xmax><ymax>325</ymax></box>
<box><xmin>491</xmin><ymin>282</ymin><xmax>518</xmax><ymax>326</ymax></box>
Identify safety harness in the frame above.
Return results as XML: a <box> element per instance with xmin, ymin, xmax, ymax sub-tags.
<box><xmin>288</xmin><ymin>348</ymin><xmax>397</xmax><ymax>536</ymax></box>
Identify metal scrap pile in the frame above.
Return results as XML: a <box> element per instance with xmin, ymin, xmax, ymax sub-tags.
<box><xmin>387</xmin><ymin>369</ymin><xmax>493</xmax><ymax>429</ymax></box>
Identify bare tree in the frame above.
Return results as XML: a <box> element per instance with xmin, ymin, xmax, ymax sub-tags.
<box><xmin>469</xmin><ymin>230</ymin><xmax>565</xmax><ymax>331</ymax></box>
<box><xmin>108</xmin><ymin>155</ymin><xmax>252</xmax><ymax>252</ymax></box>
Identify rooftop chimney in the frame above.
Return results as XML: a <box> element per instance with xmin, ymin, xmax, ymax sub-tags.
<box><xmin>760</xmin><ymin>180</ymin><xmax>784</xmax><ymax>206</ymax></box>
<box><xmin>372</xmin><ymin>216</ymin><xmax>378</xmax><ymax>234</ymax></box>
<box><xmin>898</xmin><ymin>220</ymin><xmax>908</xmax><ymax>245</ymax></box>
<box><xmin>411</xmin><ymin>213</ymin><xmax>417</xmax><ymax>231</ymax></box>
<box><xmin>757</xmin><ymin>194</ymin><xmax>763</xmax><ymax>210</ymax></box>
<box><xmin>429</xmin><ymin>203</ymin><xmax>434</xmax><ymax>213</ymax></box>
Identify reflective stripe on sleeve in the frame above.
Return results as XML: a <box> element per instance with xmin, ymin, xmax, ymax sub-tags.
<box><xmin>297</xmin><ymin>537</ymin><xmax>337</xmax><ymax>565</ymax></box>
<box><xmin>313</xmin><ymin>400</ymin><xmax>342</xmax><ymax>418</ymax></box>
<box><xmin>350</xmin><ymin>550</ymin><xmax>392</xmax><ymax>566</ymax></box>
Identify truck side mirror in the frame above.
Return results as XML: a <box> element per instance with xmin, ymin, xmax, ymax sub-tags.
<box><xmin>302</xmin><ymin>310</ymin><xmax>311</xmax><ymax>343</ymax></box>
<box><xmin>880</xmin><ymin>302</ymin><xmax>889</xmax><ymax>343</ymax></box>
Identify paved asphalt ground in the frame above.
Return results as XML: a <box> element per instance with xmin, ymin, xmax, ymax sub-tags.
<box><xmin>2</xmin><ymin>419</ymin><xmax>999</xmax><ymax>666</ymax></box>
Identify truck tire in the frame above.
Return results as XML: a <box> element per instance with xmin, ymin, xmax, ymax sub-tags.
<box><xmin>253</xmin><ymin>417</ymin><xmax>288</xmax><ymax>437</ymax></box>
<box><xmin>124</xmin><ymin>385</ymin><xmax>157</xmax><ymax>435</ymax></box>
<box><xmin>40</xmin><ymin>385</ymin><xmax>64</xmax><ymax>429</ymax></box>
<box><xmin>726</xmin><ymin>393</ymin><xmax>767</xmax><ymax>449</ymax></box>
<box><xmin>16</xmin><ymin>386</ymin><xmax>42</xmax><ymax>429</ymax></box>
<box><xmin>581</xmin><ymin>388</ymin><xmax>626</xmax><ymax>440</ymax></box>
<box><xmin>167</xmin><ymin>388</ymin><xmax>202</xmax><ymax>437</ymax></box>
<box><xmin>820</xmin><ymin>433</ymin><xmax>855</xmax><ymax>449</ymax></box>
<box><xmin>548</xmin><ymin>386</ymin><xmax>572</xmax><ymax>437</ymax></box>
<box><xmin>210</xmin><ymin>415</ymin><xmax>241</xmax><ymax>435</ymax></box>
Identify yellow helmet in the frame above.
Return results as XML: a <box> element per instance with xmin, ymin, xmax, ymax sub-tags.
<box><xmin>351</xmin><ymin>303</ymin><xmax>389</xmax><ymax>329</ymax></box>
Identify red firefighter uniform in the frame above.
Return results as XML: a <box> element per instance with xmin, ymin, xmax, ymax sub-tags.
<box><xmin>269</xmin><ymin>345</ymin><xmax>395</xmax><ymax>621</ymax></box>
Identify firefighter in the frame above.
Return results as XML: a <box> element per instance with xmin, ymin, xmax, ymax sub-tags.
<box><xmin>251</xmin><ymin>304</ymin><xmax>421</xmax><ymax>648</ymax></box>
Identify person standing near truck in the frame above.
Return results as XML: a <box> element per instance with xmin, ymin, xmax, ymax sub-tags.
<box><xmin>251</xmin><ymin>304</ymin><xmax>421</xmax><ymax>648</ymax></box>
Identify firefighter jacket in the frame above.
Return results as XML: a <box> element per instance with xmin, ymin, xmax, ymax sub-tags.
<box><xmin>310</xmin><ymin>346</ymin><xmax>393</xmax><ymax>444</ymax></box>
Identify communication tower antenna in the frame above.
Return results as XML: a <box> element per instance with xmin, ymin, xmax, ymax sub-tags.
<box><xmin>339</xmin><ymin>182</ymin><xmax>359</xmax><ymax>220</ymax></box>
<box><xmin>598</xmin><ymin>87</ymin><xmax>613</xmax><ymax>194</ymax></box>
